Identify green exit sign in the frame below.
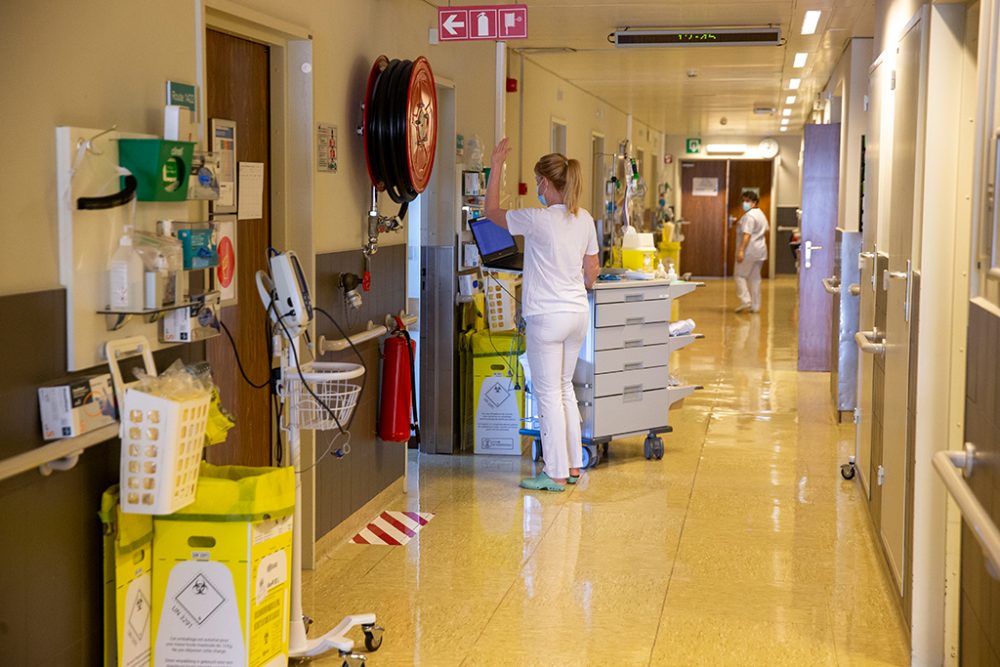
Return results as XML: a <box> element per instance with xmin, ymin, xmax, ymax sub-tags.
<box><xmin>686</xmin><ymin>138</ymin><xmax>702</xmax><ymax>154</ymax></box>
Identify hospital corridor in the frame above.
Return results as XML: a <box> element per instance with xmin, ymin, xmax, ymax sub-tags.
<box><xmin>2</xmin><ymin>1</ymin><xmax>999</xmax><ymax>665</ymax></box>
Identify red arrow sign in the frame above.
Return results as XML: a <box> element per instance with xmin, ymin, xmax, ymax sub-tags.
<box><xmin>438</xmin><ymin>4</ymin><xmax>528</xmax><ymax>42</ymax></box>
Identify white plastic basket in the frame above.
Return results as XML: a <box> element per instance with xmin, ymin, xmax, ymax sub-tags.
<box><xmin>105</xmin><ymin>336</ymin><xmax>211</xmax><ymax>515</ymax></box>
<box><xmin>120</xmin><ymin>389</ymin><xmax>210</xmax><ymax>514</ymax></box>
<box><xmin>482</xmin><ymin>270</ymin><xmax>520</xmax><ymax>332</ymax></box>
<box><xmin>285</xmin><ymin>362</ymin><xmax>365</xmax><ymax>431</ymax></box>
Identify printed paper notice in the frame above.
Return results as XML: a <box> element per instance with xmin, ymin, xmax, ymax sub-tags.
<box><xmin>317</xmin><ymin>123</ymin><xmax>338</xmax><ymax>172</ymax></box>
<box><xmin>692</xmin><ymin>177</ymin><xmax>719</xmax><ymax>197</ymax></box>
<box><xmin>237</xmin><ymin>162</ymin><xmax>264</xmax><ymax>220</ymax></box>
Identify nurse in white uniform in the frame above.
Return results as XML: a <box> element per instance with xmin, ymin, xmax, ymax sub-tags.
<box><xmin>485</xmin><ymin>138</ymin><xmax>601</xmax><ymax>492</ymax></box>
<box><xmin>734</xmin><ymin>190</ymin><xmax>770</xmax><ymax>313</ymax></box>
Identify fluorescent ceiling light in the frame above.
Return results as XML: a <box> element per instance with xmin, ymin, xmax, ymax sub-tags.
<box><xmin>788</xmin><ymin>78</ymin><xmax>801</xmax><ymax>90</ymax></box>
<box><xmin>782</xmin><ymin>108</ymin><xmax>792</xmax><ymax>117</ymax></box>
<box><xmin>705</xmin><ymin>143</ymin><xmax>747</xmax><ymax>155</ymax></box>
<box><xmin>780</xmin><ymin>127</ymin><xmax>788</xmax><ymax>132</ymax></box>
<box><xmin>781</xmin><ymin>118</ymin><xmax>790</xmax><ymax>125</ymax></box>
<box><xmin>801</xmin><ymin>10</ymin><xmax>821</xmax><ymax>35</ymax></box>
<box><xmin>786</xmin><ymin>95</ymin><xmax>797</xmax><ymax>104</ymax></box>
<box><xmin>793</xmin><ymin>52</ymin><xmax>808</xmax><ymax>68</ymax></box>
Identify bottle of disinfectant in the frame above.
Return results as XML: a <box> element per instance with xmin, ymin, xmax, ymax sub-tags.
<box><xmin>109</xmin><ymin>226</ymin><xmax>144</xmax><ymax>311</ymax></box>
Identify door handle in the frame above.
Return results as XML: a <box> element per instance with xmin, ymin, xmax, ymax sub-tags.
<box><xmin>855</xmin><ymin>330</ymin><xmax>886</xmax><ymax>355</ymax></box>
<box><xmin>849</xmin><ymin>283</ymin><xmax>861</xmax><ymax>296</ymax></box>
<box><xmin>858</xmin><ymin>250</ymin><xmax>875</xmax><ymax>271</ymax></box>
<box><xmin>822</xmin><ymin>276</ymin><xmax>840</xmax><ymax>294</ymax></box>
<box><xmin>804</xmin><ymin>241</ymin><xmax>823</xmax><ymax>269</ymax></box>
<box><xmin>883</xmin><ymin>263</ymin><xmax>913</xmax><ymax>321</ymax></box>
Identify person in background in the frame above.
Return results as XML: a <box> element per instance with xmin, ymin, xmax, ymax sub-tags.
<box><xmin>485</xmin><ymin>137</ymin><xmax>600</xmax><ymax>492</ymax></box>
<box><xmin>734</xmin><ymin>190</ymin><xmax>769</xmax><ymax>313</ymax></box>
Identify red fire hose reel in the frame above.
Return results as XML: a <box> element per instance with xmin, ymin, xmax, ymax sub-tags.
<box><xmin>362</xmin><ymin>55</ymin><xmax>438</xmax><ymax>257</ymax></box>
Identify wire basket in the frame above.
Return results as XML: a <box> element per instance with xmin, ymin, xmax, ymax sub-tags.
<box><xmin>285</xmin><ymin>362</ymin><xmax>365</xmax><ymax>431</ymax></box>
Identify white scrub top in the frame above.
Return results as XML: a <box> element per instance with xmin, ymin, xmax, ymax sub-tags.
<box><xmin>737</xmin><ymin>207</ymin><xmax>770</xmax><ymax>263</ymax></box>
<box><xmin>505</xmin><ymin>204</ymin><xmax>599</xmax><ymax>318</ymax></box>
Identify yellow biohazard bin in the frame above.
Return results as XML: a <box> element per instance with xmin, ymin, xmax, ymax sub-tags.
<box><xmin>470</xmin><ymin>331</ymin><xmax>525</xmax><ymax>455</ymax></box>
<box><xmin>101</xmin><ymin>486</ymin><xmax>154</xmax><ymax>667</ymax></box>
<box><xmin>151</xmin><ymin>463</ymin><xmax>294</xmax><ymax>667</ymax></box>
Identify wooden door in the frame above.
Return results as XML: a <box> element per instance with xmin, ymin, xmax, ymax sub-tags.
<box><xmin>798</xmin><ymin>124</ymin><xmax>840</xmax><ymax>371</ymax></box>
<box><xmin>204</xmin><ymin>30</ymin><xmax>273</xmax><ymax>466</ymax></box>
<box><xmin>726</xmin><ymin>160</ymin><xmax>773</xmax><ymax>277</ymax></box>
<box><xmin>679</xmin><ymin>160</ymin><xmax>728</xmax><ymax>276</ymax></box>
<box><xmin>880</xmin><ymin>17</ymin><xmax>923</xmax><ymax>601</ymax></box>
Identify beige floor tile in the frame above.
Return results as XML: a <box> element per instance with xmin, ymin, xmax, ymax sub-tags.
<box><xmin>650</xmin><ymin>611</ymin><xmax>839</xmax><ymax>666</ymax></box>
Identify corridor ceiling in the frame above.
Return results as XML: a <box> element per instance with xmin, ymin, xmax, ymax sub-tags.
<box><xmin>428</xmin><ymin>0</ymin><xmax>875</xmax><ymax>135</ymax></box>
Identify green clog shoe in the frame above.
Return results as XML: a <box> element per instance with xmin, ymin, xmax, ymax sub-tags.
<box><xmin>519</xmin><ymin>472</ymin><xmax>565</xmax><ymax>492</ymax></box>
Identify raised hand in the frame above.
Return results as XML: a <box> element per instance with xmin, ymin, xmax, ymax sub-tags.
<box><xmin>491</xmin><ymin>137</ymin><xmax>511</xmax><ymax>167</ymax></box>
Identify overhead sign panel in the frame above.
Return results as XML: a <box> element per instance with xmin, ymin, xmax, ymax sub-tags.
<box><xmin>438</xmin><ymin>4</ymin><xmax>528</xmax><ymax>42</ymax></box>
<box><xmin>613</xmin><ymin>27</ymin><xmax>782</xmax><ymax>48</ymax></box>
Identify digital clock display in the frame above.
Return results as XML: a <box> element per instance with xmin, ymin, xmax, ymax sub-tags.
<box><xmin>615</xmin><ymin>28</ymin><xmax>782</xmax><ymax>47</ymax></box>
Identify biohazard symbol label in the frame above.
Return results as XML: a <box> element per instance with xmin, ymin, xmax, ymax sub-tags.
<box><xmin>484</xmin><ymin>382</ymin><xmax>511</xmax><ymax>409</ymax></box>
<box><xmin>128</xmin><ymin>589</ymin><xmax>150</xmax><ymax>639</ymax></box>
<box><xmin>175</xmin><ymin>573</ymin><xmax>226</xmax><ymax>625</ymax></box>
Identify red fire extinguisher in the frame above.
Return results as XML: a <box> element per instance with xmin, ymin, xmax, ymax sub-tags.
<box><xmin>378</xmin><ymin>318</ymin><xmax>419</xmax><ymax>445</ymax></box>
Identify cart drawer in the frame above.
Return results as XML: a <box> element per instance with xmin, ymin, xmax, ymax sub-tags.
<box><xmin>594</xmin><ymin>344</ymin><xmax>670</xmax><ymax>374</ymax></box>
<box><xmin>595</xmin><ymin>300</ymin><xmax>670</xmax><ymax>327</ymax></box>
<box><xmin>594</xmin><ymin>322</ymin><xmax>670</xmax><ymax>351</ymax></box>
<box><xmin>594</xmin><ymin>284</ymin><xmax>671</xmax><ymax>304</ymax></box>
<box><xmin>591</xmin><ymin>367</ymin><xmax>669</xmax><ymax>398</ymax></box>
<box><xmin>584</xmin><ymin>388</ymin><xmax>669</xmax><ymax>438</ymax></box>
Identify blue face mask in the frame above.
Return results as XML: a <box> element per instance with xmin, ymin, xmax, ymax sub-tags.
<box><xmin>742</xmin><ymin>201</ymin><xmax>752</xmax><ymax>212</ymax></box>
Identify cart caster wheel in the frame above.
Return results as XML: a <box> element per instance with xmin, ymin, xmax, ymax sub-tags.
<box><xmin>840</xmin><ymin>463</ymin><xmax>856</xmax><ymax>480</ymax></box>
<box><xmin>589</xmin><ymin>445</ymin><xmax>601</xmax><ymax>469</ymax></box>
<box><xmin>363</xmin><ymin>624</ymin><xmax>384</xmax><ymax>651</ymax></box>
<box><xmin>531</xmin><ymin>439</ymin><xmax>543</xmax><ymax>462</ymax></box>
<box><xmin>652</xmin><ymin>438</ymin><xmax>665</xmax><ymax>460</ymax></box>
<box><xmin>643</xmin><ymin>437</ymin><xmax>654</xmax><ymax>460</ymax></box>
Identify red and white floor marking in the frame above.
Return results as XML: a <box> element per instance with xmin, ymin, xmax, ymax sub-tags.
<box><xmin>350</xmin><ymin>511</ymin><xmax>434</xmax><ymax>546</ymax></box>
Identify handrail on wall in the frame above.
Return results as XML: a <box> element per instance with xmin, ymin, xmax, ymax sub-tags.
<box><xmin>934</xmin><ymin>444</ymin><xmax>1000</xmax><ymax>579</ymax></box>
<box><xmin>319</xmin><ymin>311</ymin><xmax>418</xmax><ymax>354</ymax></box>
<box><xmin>0</xmin><ymin>424</ymin><xmax>119</xmax><ymax>483</ymax></box>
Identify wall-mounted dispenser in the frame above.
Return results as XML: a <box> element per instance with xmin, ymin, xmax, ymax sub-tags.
<box><xmin>118</xmin><ymin>139</ymin><xmax>195</xmax><ymax>201</ymax></box>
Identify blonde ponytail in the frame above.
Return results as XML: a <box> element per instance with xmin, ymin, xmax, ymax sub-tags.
<box><xmin>534</xmin><ymin>153</ymin><xmax>584</xmax><ymax>215</ymax></box>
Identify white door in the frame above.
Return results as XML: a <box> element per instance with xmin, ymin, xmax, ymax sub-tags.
<box><xmin>880</xmin><ymin>12</ymin><xmax>926</xmax><ymax>595</ymax></box>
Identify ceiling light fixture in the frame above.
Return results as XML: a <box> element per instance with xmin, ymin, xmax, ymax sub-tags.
<box><xmin>789</xmin><ymin>78</ymin><xmax>801</xmax><ymax>90</ymax></box>
<box><xmin>782</xmin><ymin>109</ymin><xmax>792</xmax><ymax>117</ymax></box>
<box><xmin>780</xmin><ymin>127</ymin><xmax>788</xmax><ymax>132</ymax></box>
<box><xmin>705</xmin><ymin>143</ymin><xmax>747</xmax><ymax>155</ymax></box>
<box><xmin>786</xmin><ymin>95</ymin><xmax>797</xmax><ymax>104</ymax></box>
<box><xmin>793</xmin><ymin>52</ymin><xmax>808</xmax><ymax>68</ymax></box>
<box><xmin>801</xmin><ymin>10</ymin><xmax>822</xmax><ymax>35</ymax></box>
<box><xmin>781</xmin><ymin>118</ymin><xmax>790</xmax><ymax>125</ymax></box>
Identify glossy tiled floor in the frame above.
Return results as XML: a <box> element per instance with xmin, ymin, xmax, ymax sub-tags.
<box><xmin>303</xmin><ymin>277</ymin><xmax>911</xmax><ymax>666</ymax></box>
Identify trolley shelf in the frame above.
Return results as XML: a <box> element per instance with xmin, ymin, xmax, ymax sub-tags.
<box><xmin>668</xmin><ymin>384</ymin><xmax>702</xmax><ymax>406</ymax></box>
<box><xmin>667</xmin><ymin>281</ymin><xmax>705</xmax><ymax>300</ymax></box>
<box><xmin>668</xmin><ymin>332</ymin><xmax>705</xmax><ymax>353</ymax></box>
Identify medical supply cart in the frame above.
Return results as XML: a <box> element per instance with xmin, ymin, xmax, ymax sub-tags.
<box><xmin>573</xmin><ymin>278</ymin><xmax>703</xmax><ymax>463</ymax></box>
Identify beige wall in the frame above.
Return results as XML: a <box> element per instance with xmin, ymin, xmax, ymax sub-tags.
<box><xmin>503</xmin><ymin>52</ymin><xmax>663</xmax><ymax>217</ymax></box>
<box><xmin>0</xmin><ymin>0</ymin><xmax>497</xmax><ymax>295</ymax></box>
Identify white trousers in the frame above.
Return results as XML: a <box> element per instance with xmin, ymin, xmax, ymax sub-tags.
<box><xmin>525</xmin><ymin>311</ymin><xmax>588</xmax><ymax>479</ymax></box>
<box><xmin>734</xmin><ymin>259</ymin><xmax>764</xmax><ymax>311</ymax></box>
